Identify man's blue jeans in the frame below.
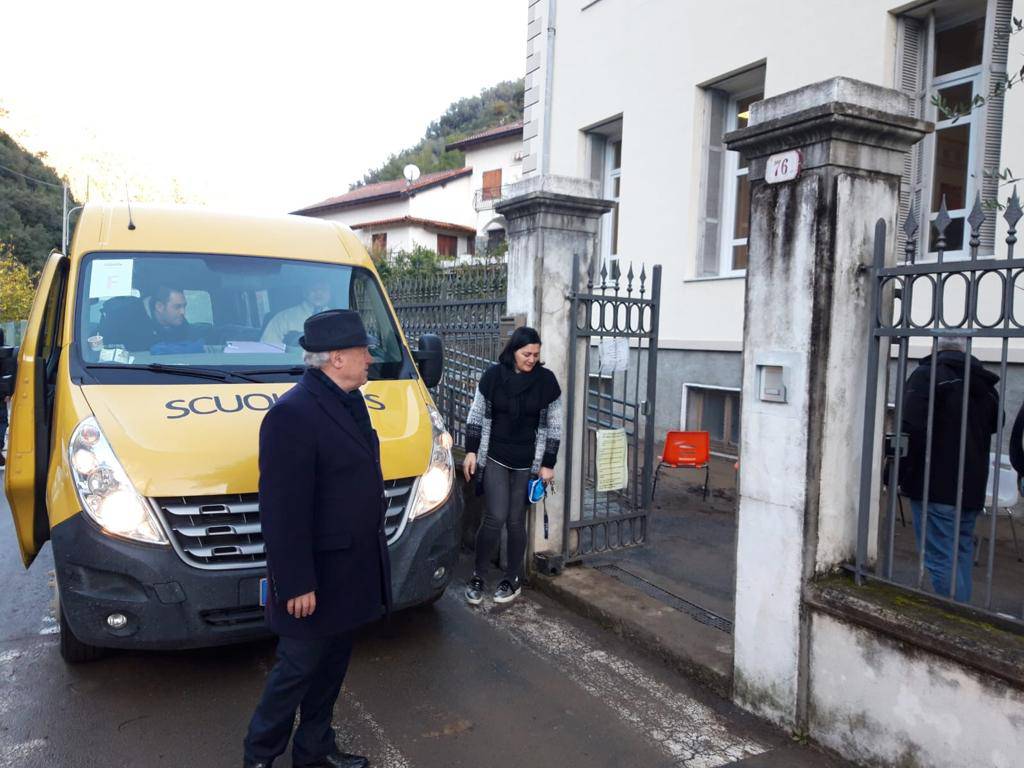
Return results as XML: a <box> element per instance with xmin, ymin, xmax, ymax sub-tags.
<box><xmin>910</xmin><ymin>500</ymin><xmax>979</xmax><ymax>602</ymax></box>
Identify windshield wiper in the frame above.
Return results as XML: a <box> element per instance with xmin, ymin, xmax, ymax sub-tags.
<box><xmin>85</xmin><ymin>362</ymin><xmax>261</xmax><ymax>383</ymax></box>
<box><xmin>233</xmin><ymin>366</ymin><xmax>305</xmax><ymax>377</ymax></box>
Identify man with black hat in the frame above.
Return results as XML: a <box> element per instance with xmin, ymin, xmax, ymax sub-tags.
<box><xmin>243</xmin><ymin>309</ymin><xmax>391</xmax><ymax>768</ymax></box>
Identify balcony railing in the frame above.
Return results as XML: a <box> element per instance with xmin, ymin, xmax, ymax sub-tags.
<box><xmin>473</xmin><ymin>185</ymin><xmax>515</xmax><ymax>211</ymax></box>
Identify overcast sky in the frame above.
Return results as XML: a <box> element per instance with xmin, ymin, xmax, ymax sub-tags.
<box><xmin>0</xmin><ymin>1</ymin><xmax>525</xmax><ymax>214</ymax></box>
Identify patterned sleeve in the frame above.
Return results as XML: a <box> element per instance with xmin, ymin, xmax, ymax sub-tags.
<box><xmin>465</xmin><ymin>386</ymin><xmax>486</xmax><ymax>455</ymax></box>
<box><xmin>538</xmin><ymin>395</ymin><xmax>563</xmax><ymax>470</ymax></box>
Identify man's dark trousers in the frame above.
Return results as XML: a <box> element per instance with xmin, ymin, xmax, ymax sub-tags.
<box><xmin>244</xmin><ymin>632</ymin><xmax>354</xmax><ymax>765</ymax></box>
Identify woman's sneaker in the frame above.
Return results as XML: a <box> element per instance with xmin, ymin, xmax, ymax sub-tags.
<box><xmin>493</xmin><ymin>578</ymin><xmax>522</xmax><ymax>604</ymax></box>
<box><xmin>465</xmin><ymin>575</ymin><xmax>485</xmax><ymax>605</ymax></box>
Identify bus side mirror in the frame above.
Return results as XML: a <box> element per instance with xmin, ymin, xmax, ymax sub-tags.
<box><xmin>413</xmin><ymin>334</ymin><xmax>443</xmax><ymax>389</ymax></box>
<box><xmin>0</xmin><ymin>346</ymin><xmax>17</xmax><ymax>399</ymax></box>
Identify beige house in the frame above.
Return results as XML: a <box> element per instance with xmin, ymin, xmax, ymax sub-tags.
<box><xmin>292</xmin><ymin>167</ymin><xmax>477</xmax><ymax>259</ymax></box>
<box><xmin>445</xmin><ymin>121</ymin><xmax>525</xmax><ymax>251</ymax></box>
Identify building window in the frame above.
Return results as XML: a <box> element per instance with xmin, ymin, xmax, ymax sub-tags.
<box><xmin>721</xmin><ymin>92</ymin><xmax>760</xmax><ymax>272</ymax></box>
<box><xmin>897</xmin><ymin>0</ymin><xmax>1009</xmax><ymax>257</ymax></box>
<box><xmin>602</xmin><ymin>139</ymin><xmax>622</xmax><ymax>269</ymax></box>
<box><xmin>684</xmin><ymin>385</ymin><xmax>741</xmax><ymax>456</ymax></box>
<box><xmin>371</xmin><ymin>232</ymin><xmax>387</xmax><ymax>254</ymax></box>
<box><xmin>697</xmin><ymin>65</ymin><xmax>765</xmax><ymax>277</ymax></box>
<box><xmin>482</xmin><ymin>169</ymin><xmax>503</xmax><ymax>200</ymax></box>
<box><xmin>929</xmin><ymin>15</ymin><xmax>984</xmax><ymax>253</ymax></box>
<box><xmin>585</xmin><ymin>116</ymin><xmax>624</xmax><ymax>275</ymax></box>
<box><xmin>486</xmin><ymin>229</ymin><xmax>506</xmax><ymax>253</ymax></box>
<box><xmin>437</xmin><ymin>234</ymin><xmax>458</xmax><ymax>258</ymax></box>
<box><xmin>466</xmin><ymin>236</ymin><xmax>476</xmax><ymax>256</ymax></box>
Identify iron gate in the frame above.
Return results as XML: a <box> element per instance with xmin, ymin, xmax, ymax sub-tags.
<box><xmin>563</xmin><ymin>255</ymin><xmax>662</xmax><ymax>562</ymax></box>
<box><xmin>389</xmin><ymin>264</ymin><xmax>506</xmax><ymax>448</ymax></box>
<box><xmin>854</xmin><ymin>191</ymin><xmax>1024</xmax><ymax>626</ymax></box>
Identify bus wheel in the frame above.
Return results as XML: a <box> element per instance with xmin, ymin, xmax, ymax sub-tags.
<box><xmin>58</xmin><ymin>600</ymin><xmax>105</xmax><ymax>664</ymax></box>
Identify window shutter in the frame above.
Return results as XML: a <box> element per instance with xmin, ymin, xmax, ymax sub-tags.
<box><xmin>698</xmin><ymin>89</ymin><xmax>728</xmax><ymax>276</ymax></box>
<box><xmin>482</xmin><ymin>169</ymin><xmax>503</xmax><ymax>200</ymax></box>
<box><xmin>895</xmin><ymin>15</ymin><xmax>925</xmax><ymax>255</ymax></box>
<box><xmin>980</xmin><ymin>0</ymin><xmax>1012</xmax><ymax>253</ymax></box>
<box><xmin>437</xmin><ymin>234</ymin><xmax>458</xmax><ymax>258</ymax></box>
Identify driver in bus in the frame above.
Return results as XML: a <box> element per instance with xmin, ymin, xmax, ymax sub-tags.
<box><xmin>261</xmin><ymin>280</ymin><xmax>332</xmax><ymax>348</ymax></box>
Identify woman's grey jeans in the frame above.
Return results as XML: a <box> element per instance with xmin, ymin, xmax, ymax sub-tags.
<box><xmin>474</xmin><ymin>462</ymin><xmax>530</xmax><ymax>582</ymax></box>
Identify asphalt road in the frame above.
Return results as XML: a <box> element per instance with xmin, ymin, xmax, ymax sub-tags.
<box><xmin>0</xmin><ymin>490</ymin><xmax>848</xmax><ymax>768</ymax></box>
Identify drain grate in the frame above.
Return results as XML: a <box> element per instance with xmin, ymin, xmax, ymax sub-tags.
<box><xmin>593</xmin><ymin>563</ymin><xmax>734</xmax><ymax>635</ymax></box>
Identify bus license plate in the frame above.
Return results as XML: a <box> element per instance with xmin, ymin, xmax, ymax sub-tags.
<box><xmin>259</xmin><ymin>577</ymin><xmax>268</xmax><ymax>607</ymax></box>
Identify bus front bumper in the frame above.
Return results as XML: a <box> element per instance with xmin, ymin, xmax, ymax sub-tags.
<box><xmin>50</xmin><ymin>489</ymin><xmax>463</xmax><ymax>651</ymax></box>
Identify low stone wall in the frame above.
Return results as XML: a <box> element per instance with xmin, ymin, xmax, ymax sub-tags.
<box><xmin>806</xmin><ymin>578</ymin><xmax>1024</xmax><ymax>767</ymax></box>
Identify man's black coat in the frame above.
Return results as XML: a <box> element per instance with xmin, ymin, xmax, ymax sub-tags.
<box><xmin>900</xmin><ymin>350</ymin><xmax>1000</xmax><ymax>510</ymax></box>
<box><xmin>259</xmin><ymin>369</ymin><xmax>391</xmax><ymax>638</ymax></box>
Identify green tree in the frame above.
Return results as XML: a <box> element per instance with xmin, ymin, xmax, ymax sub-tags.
<box><xmin>355</xmin><ymin>79</ymin><xmax>524</xmax><ymax>188</ymax></box>
<box><xmin>373</xmin><ymin>246</ymin><xmax>444</xmax><ymax>285</ymax></box>
<box><xmin>0</xmin><ymin>244</ymin><xmax>36</xmax><ymax>322</ymax></box>
<box><xmin>0</xmin><ymin>130</ymin><xmax>76</xmax><ymax>275</ymax></box>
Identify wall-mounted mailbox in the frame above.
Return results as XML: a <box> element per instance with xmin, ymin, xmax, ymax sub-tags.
<box><xmin>758</xmin><ymin>364</ymin><xmax>787</xmax><ymax>403</ymax></box>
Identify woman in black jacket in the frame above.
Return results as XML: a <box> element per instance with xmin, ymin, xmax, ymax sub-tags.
<box><xmin>462</xmin><ymin>327</ymin><xmax>562</xmax><ymax>604</ymax></box>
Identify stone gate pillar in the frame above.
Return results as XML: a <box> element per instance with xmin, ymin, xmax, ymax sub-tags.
<box><xmin>495</xmin><ymin>176</ymin><xmax>614</xmax><ymax>563</ymax></box>
<box><xmin>723</xmin><ymin>78</ymin><xmax>930</xmax><ymax>728</ymax></box>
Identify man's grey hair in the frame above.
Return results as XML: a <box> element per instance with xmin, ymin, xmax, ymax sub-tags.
<box><xmin>303</xmin><ymin>350</ymin><xmax>331</xmax><ymax>368</ymax></box>
<box><xmin>937</xmin><ymin>336</ymin><xmax>967</xmax><ymax>353</ymax></box>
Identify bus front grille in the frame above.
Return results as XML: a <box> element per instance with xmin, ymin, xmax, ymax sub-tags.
<box><xmin>154</xmin><ymin>478</ymin><xmax>416</xmax><ymax>570</ymax></box>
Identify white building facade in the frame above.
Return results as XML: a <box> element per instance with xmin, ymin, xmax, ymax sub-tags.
<box><xmin>445</xmin><ymin>122</ymin><xmax>526</xmax><ymax>251</ymax></box>
<box><xmin>521</xmin><ymin>0</ymin><xmax>1021</xmax><ymax>460</ymax></box>
<box><xmin>292</xmin><ymin>167</ymin><xmax>478</xmax><ymax>259</ymax></box>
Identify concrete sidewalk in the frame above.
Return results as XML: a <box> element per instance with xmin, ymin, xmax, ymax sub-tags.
<box><xmin>524</xmin><ymin>464</ymin><xmax>848</xmax><ymax>764</ymax></box>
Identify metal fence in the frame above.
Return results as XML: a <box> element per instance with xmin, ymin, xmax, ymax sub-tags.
<box><xmin>388</xmin><ymin>263</ymin><xmax>506</xmax><ymax>448</ymax></box>
<box><xmin>855</xmin><ymin>191</ymin><xmax>1023</xmax><ymax>629</ymax></box>
<box><xmin>563</xmin><ymin>257</ymin><xmax>661</xmax><ymax>562</ymax></box>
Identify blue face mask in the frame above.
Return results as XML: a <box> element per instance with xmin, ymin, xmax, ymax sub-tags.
<box><xmin>528</xmin><ymin>477</ymin><xmax>547</xmax><ymax>504</ymax></box>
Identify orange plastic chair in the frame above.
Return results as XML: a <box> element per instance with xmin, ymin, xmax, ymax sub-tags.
<box><xmin>651</xmin><ymin>431</ymin><xmax>711</xmax><ymax>502</ymax></box>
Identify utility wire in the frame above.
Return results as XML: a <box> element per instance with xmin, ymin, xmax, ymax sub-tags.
<box><xmin>0</xmin><ymin>161</ymin><xmax>64</xmax><ymax>189</ymax></box>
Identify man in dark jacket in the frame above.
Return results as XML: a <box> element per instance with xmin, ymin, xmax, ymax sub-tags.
<box><xmin>243</xmin><ymin>310</ymin><xmax>390</xmax><ymax>768</ymax></box>
<box><xmin>900</xmin><ymin>338</ymin><xmax>1001</xmax><ymax>602</ymax></box>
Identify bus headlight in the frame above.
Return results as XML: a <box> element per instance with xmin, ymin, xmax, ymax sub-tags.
<box><xmin>408</xmin><ymin>403</ymin><xmax>454</xmax><ymax>520</ymax></box>
<box><xmin>69</xmin><ymin>417</ymin><xmax>167</xmax><ymax>544</ymax></box>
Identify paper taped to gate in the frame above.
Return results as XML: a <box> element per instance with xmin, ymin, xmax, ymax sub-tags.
<box><xmin>596</xmin><ymin>428</ymin><xmax>628</xmax><ymax>492</ymax></box>
<box><xmin>598</xmin><ymin>337</ymin><xmax>630</xmax><ymax>374</ymax></box>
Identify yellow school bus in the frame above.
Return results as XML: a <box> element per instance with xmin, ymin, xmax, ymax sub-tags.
<box><xmin>1</xmin><ymin>204</ymin><xmax>460</xmax><ymax>662</ymax></box>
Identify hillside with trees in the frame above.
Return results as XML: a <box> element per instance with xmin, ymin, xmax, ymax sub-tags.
<box><xmin>0</xmin><ymin>129</ymin><xmax>74</xmax><ymax>275</ymax></box>
<box><xmin>355</xmin><ymin>79</ymin><xmax>524</xmax><ymax>188</ymax></box>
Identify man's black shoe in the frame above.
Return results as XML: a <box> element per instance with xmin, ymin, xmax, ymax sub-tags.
<box><xmin>295</xmin><ymin>752</ymin><xmax>369</xmax><ymax>768</ymax></box>
<box><xmin>242</xmin><ymin>760</ymin><xmax>272</xmax><ymax>768</ymax></box>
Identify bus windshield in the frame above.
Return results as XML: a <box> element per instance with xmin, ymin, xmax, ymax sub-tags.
<box><xmin>75</xmin><ymin>252</ymin><xmax>412</xmax><ymax>381</ymax></box>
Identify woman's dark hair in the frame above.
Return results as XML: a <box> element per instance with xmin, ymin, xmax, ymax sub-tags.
<box><xmin>498</xmin><ymin>326</ymin><xmax>543</xmax><ymax>368</ymax></box>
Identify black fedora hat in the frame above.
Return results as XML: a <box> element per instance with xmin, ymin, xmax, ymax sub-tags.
<box><xmin>299</xmin><ymin>309</ymin><xmax>370</xmax><ymax>352</ymax></box>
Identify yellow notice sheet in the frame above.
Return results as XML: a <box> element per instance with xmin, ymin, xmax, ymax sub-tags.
<box><xmin>595</xmin><ymin>428</ymin><xmax>628</xmax><ymax>492</ymax></box>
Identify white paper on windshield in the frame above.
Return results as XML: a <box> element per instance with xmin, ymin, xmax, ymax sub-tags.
<box><xmin>225</xmin><ymin>341</ymin><xmax>286</xmax><ymax>354</ymax></box>
<box><xmin>89</xmin><ymin>259</ymin><xmax>134</xmax><ymax>298</ymax></box>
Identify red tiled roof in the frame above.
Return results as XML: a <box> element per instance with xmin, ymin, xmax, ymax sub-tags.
<box><xmin>445</xmin><ymin>121</ymin><xmax>524</xmax><ymax>152</ymax></box>
<box><xmin>350</xmin><ymin>216</ymin><xmax>476</xmax><ymax>237</ymax></box>
<box><xmin>292</xmin><ymin>166</ymin><xmax>473</xmax><ymax>215</ymax></box>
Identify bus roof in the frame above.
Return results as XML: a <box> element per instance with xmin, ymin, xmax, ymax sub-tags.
<box><xmin>69</xmin><ymin>204</ymin><xmax>371</xmax><ymax>266</ymax></box>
